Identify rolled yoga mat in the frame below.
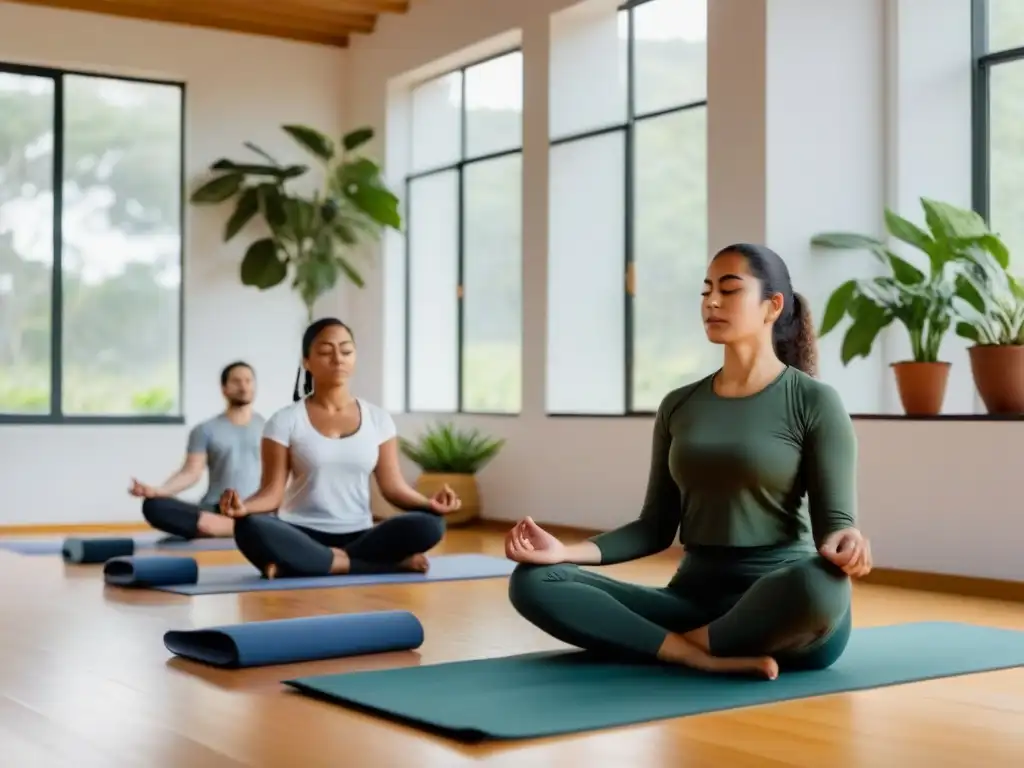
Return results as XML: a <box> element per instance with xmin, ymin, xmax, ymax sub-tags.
<box><xmin>63</xmin><ymin>537</ymin><xmax>136</xmax><ymax>564</ymax></box>
<box><xmin>165</xmin><ymin>611</ymin><xmax>424</xmax><ymax>668</ymax></box>
<box><xmin>0</xmin><ymin>534</ymin><xmax>236</xmax><ymax>559</ymax></box>
<box><xmin>106</xmin><ymin>553</ymin><xmax>515</xmax><ymax>595</ymax></box>
<box><xmin>285</xmin><ymin>621</ymin><xmax>1024</xmax><ymax>742</ymax></box>
<box><xmin>104</xmin><ymin>555</ymin><xmax>199</xmax><ymax>587</ymax></box>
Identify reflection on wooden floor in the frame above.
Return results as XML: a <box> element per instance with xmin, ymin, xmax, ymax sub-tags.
<box><xmin>1</xmin><ymin>524</ymin><xmax>1023</xmax><ymax>767</ymax></box>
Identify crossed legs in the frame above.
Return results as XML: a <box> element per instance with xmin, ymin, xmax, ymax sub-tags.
<box><xmin>508</xmin><ymin>554</ymin><xmax>851</xmax><ymax>678</ymax></box>
<box><xmin>141</xmin><ymin>497</ymin><xmax>233</xmax><ymax>539</ymax></box>
<box><xmin>233</xmin><ymin>512</ymin><xmax>446</xmax><ymax>579</ymax></box>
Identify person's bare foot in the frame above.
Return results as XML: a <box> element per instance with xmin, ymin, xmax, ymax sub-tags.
<box><xmin>657</xmin><ymin>632</ymin><xmax>779</xmax><ymax>679</ymax></box>
<box><xmin>264</xmin><ymin>563</ymin><xmax>278</xmax><ymax>580</ymax></box>
<box><xmin>706</xmin><ymin>654</ymin><xmax>779</xmax><ymax>680</ymax></box>
<box><xmin>397</xmin><ymin>553</ymin><xmax>430</xmax><ymax>573</ymax></box>
<box><xmin>197</xmin><ymin>512</ymin><xmax>234</xmax><ymax>538</ymax></box>
<box><xmin>328</xmin><ymin>548</ymin><xmax>352</xmax><ymax>575</ymax></box>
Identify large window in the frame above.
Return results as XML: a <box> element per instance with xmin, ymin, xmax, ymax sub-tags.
<box><xmin>404</xmin><ymin>51</ymin><xmax>524</xmax><ymax>415</ymax></box>
<box><xmin>0</xmin><ymin>63</ymin><xmax>184</xmax><ymax>424</ymax></box>
<box><xmin>974</xmin><ymin>0</ymin><xmax>1024</xmax><ymax>271</ymax></box>
<box><xmin>546</xmin><ymin>0</ymin><xmax>709</xmax><ymax>415</ymax></box>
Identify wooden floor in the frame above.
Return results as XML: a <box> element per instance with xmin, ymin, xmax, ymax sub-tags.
<box><xmin>1</xmin><ymin>526</ymin><xmax>1023</xmax><ymax>767</ymax></box>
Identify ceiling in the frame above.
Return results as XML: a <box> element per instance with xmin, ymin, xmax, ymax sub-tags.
<box><xmin>6</xmin><ymin>0</ymin><xmax>409</xmax><ymax>47</ymax></box>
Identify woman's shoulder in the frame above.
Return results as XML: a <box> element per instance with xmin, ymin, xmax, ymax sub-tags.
<box><xmin>657</xmin><ymin>373</ymin><xmax>714</xmax><ymax>419</ymax></box>
<box><xmin>786</xmin><ymin>369</ymin><xmax>850</xmax><ymax>426</ymax></box>
<box><xmin>357</xmin><ymin>398</ymin><xmax>397</xmax><ymax>433</ymax></box>
<box><xmin>269</xmin><ymin>399</ymin><xmax>305</xmax><ymax>419</ymax></box>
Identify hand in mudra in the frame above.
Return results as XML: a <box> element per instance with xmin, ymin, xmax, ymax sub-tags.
<box><xmin>819</xmin><ymin>527</ymin><xmax>872</xmax><ymax>578</ymax></box>
<box><xmin>505</xmin><ymin>517</ymin><xmax>566</xmax><ymax>565</ymax></box>
<box><xmin>428</xmin><ymin>484</ymin><xmax>462</xmax><ymax>515</ymax></box>
<box><xmin>218</xmin><ymin>489</ymin><xmax>248</xmax><ymax>519</ymax></box>
<box><xmin>128</xmin><ymin>478</ymin><xmax>157</xmax><ymax>499</ymax></box>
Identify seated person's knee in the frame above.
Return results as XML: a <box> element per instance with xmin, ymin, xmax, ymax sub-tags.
<box><xmin>508</xmin><ymin>562</ymin><xmax>574</xmax><ymax>612</ymax></box>
<box><xmin>140</xmin><ymin>497</ymin><xmax>160</xmax><ymax>524</ymax></box>
<box><xmin>231</xmin><ymin>513</ymin><xmax>269</xmax><ymax>542</ymax></box>
<box><xmin>396</xmin><ymin>510</ymin><xmax>446</xmax><ymax>550</ymax></box>
<box><xmin>780</xmin><ymin>555</ymin><xmax>850</xmax><ymax>622</ymax></box>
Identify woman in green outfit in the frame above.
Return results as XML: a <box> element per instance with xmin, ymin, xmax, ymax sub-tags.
<box><xmin>505</xmin><ymin>243</ymin><xmax>872</xmax><ymax>680</ymax></box>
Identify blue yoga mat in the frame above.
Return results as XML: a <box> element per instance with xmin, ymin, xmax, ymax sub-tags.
<box><xmin>105</xmin><ymin>555</ymin><xmax>199</xmax><ymax>587</ymax></box>
<box><xmin>0</xmin><ymin>533</ymin><xmax>236</xmax><ymax>560</ymax></box>
<box><xmin>104</xmin><ymin>553</ymin><xmax>515</xmax><ymax>594</ymax></box>
<box><xmin>285</xmin><ymin>621</ymin><xmax>1024</xmax><ymax>741</ymax></box>
<box><xmin>165</xmin><ymin>611</ymin><xmax>424</xmax><ymax>668</ymax></box>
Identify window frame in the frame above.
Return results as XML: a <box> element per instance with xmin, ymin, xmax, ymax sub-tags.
<box><xmin>546</xmin><ymin>0</ymin><xmax>708</xmax><ymax>417</ymax></box>
<box><xmin>0</xmin><ymin>60</ymin><xmax>186</xmax><ymax>426</ymax></box>
<box><xmin>971</xmin><ymin>0</ymin><xmax>1024</xmax><ymax>221</ymax></box>
<box><xmin>403</xmin><ymin>47</ymin><xmax>524</xmax><ymax>415</ymax></box>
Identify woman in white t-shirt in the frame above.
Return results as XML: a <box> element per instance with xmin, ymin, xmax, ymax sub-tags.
<box><xmin>217</xmin><ymin>318</ymin><xmax>462</xmax><ymax>579</ymax></box>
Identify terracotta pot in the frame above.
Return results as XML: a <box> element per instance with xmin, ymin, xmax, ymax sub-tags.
<box><xmin>890</xmin><ymin>361</ymin><xmax>951</xmax><ymax>416</ymax></box>
<box><xmin>968</xmin><ymin>344</ymin><xmax>1024</xmax><ymax>414</ymax></box>
<box><xmin>414</xmin><ymin>472</ymin><xmax>480</xmax><ymax>527</ymax></box>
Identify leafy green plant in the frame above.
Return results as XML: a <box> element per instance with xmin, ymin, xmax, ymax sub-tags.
<box><xmin>399</xmin><ymin>422</ymin><xmax>506</xmax><ymax>474</ymax></box>
<box><xmin>190</xmin><ymin>125</ymin><xmax>401</xmax><ymax>321</ymax></box>
<box><xmin>812</xmin><ymin>198</ymin><xmax>1007</xmax><ymax>364</ymax></box>
<box><xmin>952</xmin><ymin>242</ymin><xmax>1024</xmax><ymax>346</ymax></box>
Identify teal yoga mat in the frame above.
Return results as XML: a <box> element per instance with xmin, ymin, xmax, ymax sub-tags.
<box><xmin>285</xmin><ymin>621</ymin><xmax>1024</xmax><ymax>741</ymax></box>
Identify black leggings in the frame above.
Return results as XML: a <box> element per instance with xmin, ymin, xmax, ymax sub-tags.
<box><xmin>233</xmin><ymin>512</ymin><xmax>446</xmax><ymax>578</ymax></box>
<box><xmin>141</xmin><ymin>497</ymin><xmax>215</xmax><ymax>539</ymax></box>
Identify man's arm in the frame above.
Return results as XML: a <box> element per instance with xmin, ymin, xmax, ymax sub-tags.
<box><xmin>153</xmin><ymin>452</ymin><xmax>207</xmax><ymax>496</ymax></box>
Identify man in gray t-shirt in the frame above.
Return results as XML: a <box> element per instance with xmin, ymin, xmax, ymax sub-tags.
<box><xmin>129</xmin><ymin>362</ymin><xmax>265</xmax><ymax>539</ymax></box>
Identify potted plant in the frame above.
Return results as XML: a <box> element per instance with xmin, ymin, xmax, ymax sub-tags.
<box><xmin>398</xmin><ymin>423</ymin><xmax>506</xmax><ymax>526</ymax></box>
<box><xmin>812</xmin><ymin>198</ymin><xmax>994</xmax><ymax>416</ymax></box>
<box><xmin>189</xmin><ymin>125</ymin><xmax>401</xmax><ymax>321</ymax></box>
<box><xmin>952</xmin><ymin>240</ymin><xmax>1024</xmax><ymax>413</ymax></box>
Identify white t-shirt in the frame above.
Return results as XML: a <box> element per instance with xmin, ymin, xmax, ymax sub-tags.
<box><xmin>262</xmin><ymin>397</ymin><xmax>397</xmax><ymax>533</ymax></box>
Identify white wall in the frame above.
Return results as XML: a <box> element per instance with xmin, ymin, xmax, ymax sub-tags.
<box><xmin>344</xmin><ymin>0</ymin><xmax>1024</xmax><ymax>582</ymax></box>
<box><xmin>0</xmin><ymin>3</ymin><xmax>346</xmax><ymax>523</ymax></box>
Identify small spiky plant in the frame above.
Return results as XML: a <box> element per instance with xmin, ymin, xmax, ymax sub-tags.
<box><xmin>398</xmin><ymin>422</ymin><xmax>505</xmax><ymax>474</ymax></box>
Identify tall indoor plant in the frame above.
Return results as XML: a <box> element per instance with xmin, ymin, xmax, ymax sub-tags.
<box><xmin>399</xmin><ymin>423</ymin><xmax>506</xmax><ymax>527</ymax></box>
<box><xmin>811</xmin><ymin>198</ymin><xmax>994</xmax><ymax>415</ymax></box>
<box><xmin>190</xmin><ymin>125</ymin><xmax>401</xmax><ymax>321</ymax></box>
<box><xmin>952</xmin><ymin>239</ymin><xmax>1024</xmax><ymax>413</ymax></box>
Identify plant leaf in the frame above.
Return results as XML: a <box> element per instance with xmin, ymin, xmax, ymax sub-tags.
<box><xmin>342</xmin><ymin>127</ymin><xmax>374</xmax><ymax>151</ymax></box>
<box><xmin>344</xmin><ymin>183</ymin><xmax>401</xmax><ymax>229</ymax></box>
<box><xmin>243</xmin><ymin>141</ymin><xmax>280</xmax><ymax>165</ymax></box>
<box><xmin>224</xmin><ymin>186</ymin><xmax>259</xmax><ymax>241</ymax></box>
<box><xmin>190</xmin><ymin>173</ymin><xmax>243</xmax><ymax>204</ymax></box>
<box><xmin>211</xmin><ymin>159</ymin><xmax>307</xmax><ymax>179</ymax></box>
<box><xmin>819</xmin><ymin>279</ymin><xmax>856</xmax><ymax>336</ymax></box>
<box><xmin>335</xmin><ymin>254</ymin><xmax>365</xmax><ymax>288</ymax></box>
<box><xmin>839</xmin><ymin>303</ymin><xmax>891</xmax><ymax>365</ymax></box>
<box><xmin>240</xmin><ymin>238</ymin><xmax>287</xmax><ymax>289</ymax></box>
<box><xmin>884</xmin><ymin>209</ymin><xmax>936</xmax><ymax>258</ymax></box>
<box><xmin>258</xmin><ymin>184</ymin><xmax>288</xmax><ymax>229</ymax></box>
<box><xmin>920</xmin><ymin>198</ymin><xmax>989</xmax><ymax>241</ymax></box>
<box><xmin>955</xmin><ymin>321</ymin><xmax>980</xmax><ymax>343</ymax></box>
<box><xmin>283</xmin><ymin>124</ymin><xmax>335</xmax><ymax>161</ymax></box>
<box><xmin>810</xmin><ymin>232</ymin><xmax>886</xmax><ymax>252</ymax></box>
<box><xmin>888</xmin><ymin>253</ymin><xmax>925</xmax><ymax>284</ymax></box>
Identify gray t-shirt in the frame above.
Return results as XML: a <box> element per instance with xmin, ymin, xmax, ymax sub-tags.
<box><xmin>186</xmin><ymin>413</ymin><xmax>265</xmax><ymax>509</ymax></box>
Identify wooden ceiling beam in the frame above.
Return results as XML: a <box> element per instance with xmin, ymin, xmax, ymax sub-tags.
<box><xmin>5</xmin><ymin>0</ymin><xmax>366</xmax><ymax>45</ymax></box>
<box><xmin>6</xmin><ymin>0</ymin><xmax>354</xmax><ymax>46</ymax></box>
<box><xmin>314</xmin><ymin>0</ymin><xmax>408</xmax><ymax>13</ymax></box>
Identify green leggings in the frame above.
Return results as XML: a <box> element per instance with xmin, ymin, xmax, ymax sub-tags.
<box><xmin>508</xmin><ymin>547</ymin><xmax>852</xmax><ymax>670</ymax></box>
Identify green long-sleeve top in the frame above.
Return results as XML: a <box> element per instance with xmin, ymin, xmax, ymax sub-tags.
<box><xmin>590</xmin><ymin>367</ymin><xmax>858</xmax><ymax>564</ymax></box>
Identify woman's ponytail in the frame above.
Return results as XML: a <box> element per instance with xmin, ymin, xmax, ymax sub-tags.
<box><xmin>774</xmin><ymin>292</ymin><xmax>819</xmax><ymax>377</ymax></box>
